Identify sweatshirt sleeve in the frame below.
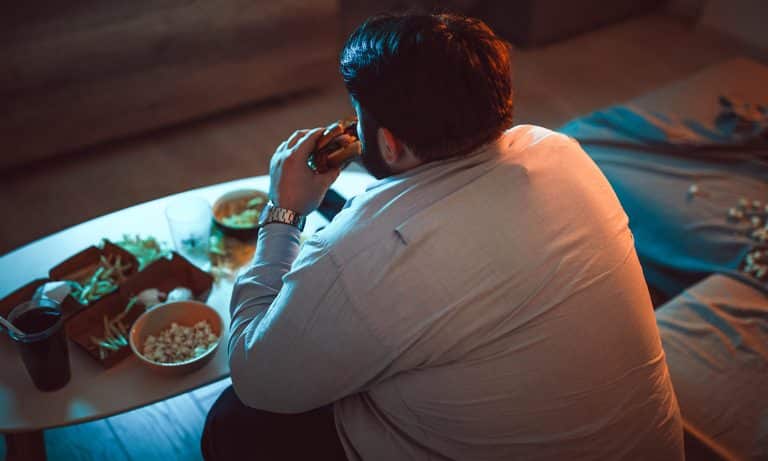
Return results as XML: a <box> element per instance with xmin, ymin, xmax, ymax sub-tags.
<box><xmin>228</xmin><ymin>224</ymin><xmax>389</xmax><ymax>414</ymax></box>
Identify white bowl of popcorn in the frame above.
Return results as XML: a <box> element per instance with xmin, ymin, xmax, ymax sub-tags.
<box><xmin>129</xmin><ymin>300</ymin><xmax>223</xmax><ymax>375</ymax></box>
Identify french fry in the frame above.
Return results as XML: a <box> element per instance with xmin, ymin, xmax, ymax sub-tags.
<box><xmin>91</xmin><ymin>296</ymin><xmax>140</xmax><ymax>360</ymax></box>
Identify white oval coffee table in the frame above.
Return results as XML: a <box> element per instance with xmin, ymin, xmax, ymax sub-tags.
<box><xmin>0</xmin><ymin>172</ymin><xmax>375</xmax><ymax>460</ymax></box>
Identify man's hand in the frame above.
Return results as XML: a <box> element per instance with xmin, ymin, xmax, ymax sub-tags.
<box><xmin>268</xmin><ymin>128</ymin><xmax>341</xmax><ymax>216</ymax></box>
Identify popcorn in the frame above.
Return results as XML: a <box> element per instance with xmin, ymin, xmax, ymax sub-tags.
<box><xmin>727</xmin><ymin>208</ymin><xmax>744</xmax><ymax>220</ymax></box>
<box><xmin>142</xmin><ymin>320</ymin><xmax>218</xmax><ymax>363</ymax></box>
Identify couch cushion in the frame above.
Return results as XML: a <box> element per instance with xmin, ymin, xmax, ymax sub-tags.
<box><xmin>0</xmin><ymin>0</ymin><xmax>341</xmax><ymax>170</ymax></box>
<box><xmin>657</xmin><ymin>274</ymin><xmax>768</xmax><ymax>460</ymax></box>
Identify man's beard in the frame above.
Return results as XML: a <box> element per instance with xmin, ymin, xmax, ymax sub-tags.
<box><xmin>358</xmin><ymin>111</ymin><xmax>395</xmax><ymax>180</ymax></box>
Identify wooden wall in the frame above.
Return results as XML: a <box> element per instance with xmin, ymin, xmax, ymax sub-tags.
<box><xmin>0</xmin><ymin>0</ymin><xmax>341</xmax><ymax>170</ymax></box>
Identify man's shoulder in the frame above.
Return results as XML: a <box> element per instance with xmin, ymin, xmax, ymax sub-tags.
<box><xmin>302</xmin><ymin>125</ymin><xmax>585</xmax><ymax>270</ymax></box>
<box><xmin>503</xmin><ymin>124</ymin><xmax>579</xmax><ymax>151</ymax></box>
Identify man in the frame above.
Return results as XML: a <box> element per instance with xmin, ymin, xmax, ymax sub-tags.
<box><xmin>202</xmin><ymin>12</ymin><xmax>684</xmax><ymax>460</ymax></box>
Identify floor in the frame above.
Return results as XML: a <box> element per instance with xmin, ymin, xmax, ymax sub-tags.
<box><xmin>0</xmin><ymin>378</ymin><xmax>229</xmax><ymax>460</ymax></box>
<box><xmin>0</xmin><ymin>12</ymin><xmax>761</xmax><ymax>461</ymax></box>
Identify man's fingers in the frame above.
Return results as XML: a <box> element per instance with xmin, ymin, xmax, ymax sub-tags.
<box><xmin>317</xmin><ymin>123</ymin><xmax>344</xmax><ymax>149</ymax></box>
<box><xmin>286</xmin><ymin>129</ymin><xmax>310</xmax><ymax>149</ymax></box>
<box><xmin>292</xmin><ymin>127</ymin><xmax>325</xmax><ymax>157</ymax></box>
<box><xmin>323</xmin><ymin>120</ymin><xmax>343</xmax><ymax>137</ymax></box>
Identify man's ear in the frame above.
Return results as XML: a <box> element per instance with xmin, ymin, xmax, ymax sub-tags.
<box><xmin>377</xmin><ymin>127</ymin><xmax>402</xmax><ymax>166</ymax></box>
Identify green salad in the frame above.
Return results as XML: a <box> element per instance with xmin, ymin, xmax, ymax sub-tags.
<box><xmin>221</xmin><ymin>196</ymin><xmax>265</xmax><ymax>228</ymax></box>
<box><xmin>114</xmin><ymin>235</ymin><xmax>170</xmax><ymax>270</ymax></box>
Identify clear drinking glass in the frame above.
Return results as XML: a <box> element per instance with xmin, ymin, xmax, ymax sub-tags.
<box><xmin>8</xmin><ymin>299</ymin><xmax>71</xmax><ymax>392</ymax></box>
<box><xmin>165</xmin><ymin>196</ymin><xmax>212</xmax><ymax>269</ymax></box>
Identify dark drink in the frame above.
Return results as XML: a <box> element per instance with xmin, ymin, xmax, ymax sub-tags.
<box><xmin>9</xmin><ymin>301</ymin><xmax>71</xmax><ymax>392</ymax></box>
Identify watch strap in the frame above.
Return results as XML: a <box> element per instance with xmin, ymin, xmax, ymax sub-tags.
<box><xmin>259</xmin><ymin>202</ymin><xmax>306</xmax><ymax>231</ymax></box>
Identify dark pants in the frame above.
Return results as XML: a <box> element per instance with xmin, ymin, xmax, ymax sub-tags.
<box><xmin>201</xmin><ymin>386</ymin><xmax>347</xmax><ymax>460</ymax></box>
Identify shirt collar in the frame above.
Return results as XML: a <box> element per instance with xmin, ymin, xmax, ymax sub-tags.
<box><xmin>364</xmin><ymin>135</ymin><xmax>505</xmax><ymax>193</ymax></box>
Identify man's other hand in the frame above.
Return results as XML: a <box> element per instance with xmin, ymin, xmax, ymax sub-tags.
<box><xmin>268</xmin><ymin>128</ymin><xmax>341</xmax><ymax>215</ymax></box>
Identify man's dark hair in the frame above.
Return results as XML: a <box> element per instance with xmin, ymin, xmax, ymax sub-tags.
<box><xmin>340</xmin><ymin>13</ymin><xmax>514</xmax><ymax>162</ymax></box>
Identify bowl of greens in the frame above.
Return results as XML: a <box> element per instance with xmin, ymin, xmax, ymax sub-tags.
<box><xmin>212</xmin><ymin>189</ymin><xmax>268</xmax><ymax>239</ymax></box>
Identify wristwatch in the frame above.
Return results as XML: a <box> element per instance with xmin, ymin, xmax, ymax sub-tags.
<box><xmin>258</xmin><ymin>201</ymin><xmax>306</xmax><ymax>231</ymax></box>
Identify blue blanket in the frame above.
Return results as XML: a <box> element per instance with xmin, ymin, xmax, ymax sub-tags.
<box><xmin>559</xmin><ymin>101</ymin><xmax>768</xmax><ymax>300</ymax></box>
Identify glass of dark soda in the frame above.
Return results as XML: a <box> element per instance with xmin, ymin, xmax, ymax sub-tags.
<box><xmin>8</xmin><ymin>299</ymin><xmax>71</xmax><ymax>392</ymax></box>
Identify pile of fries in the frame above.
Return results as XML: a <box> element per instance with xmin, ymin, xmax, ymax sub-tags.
<box><xmin>68</xmin><ymin>255</ymin><xmax>133</xmax><ymax>304</ymax></box>
<box><xmin>89</xmin><ymin>297</ymin><xmax>138</xmax><ymax>360</ymax></box>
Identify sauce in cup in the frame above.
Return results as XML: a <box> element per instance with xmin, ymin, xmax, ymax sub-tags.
<box><xmin>9</xmin><ymin>300</ymin><xmax>71</xmax><ymax>392</ymax></box>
